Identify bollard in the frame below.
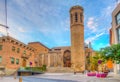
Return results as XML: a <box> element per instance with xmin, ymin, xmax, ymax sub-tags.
<box><xmin>74</xmin><ymin>72</ymin><xmax>76</xmax><ymax>75</ymax></box>
<box><xmin>19</xmin><ymin>77</ymin><xmax>22</xmax><ymax>82</ymax></box>
<box><xmin>14</xmin><ymin>73</ymin><xmax>16</xmax><ymax>79</ymax></box>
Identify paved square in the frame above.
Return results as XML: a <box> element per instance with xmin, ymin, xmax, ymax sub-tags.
<box><xmin>0</xmin><ymin>73</ymin><xmax>120</xmax><ymax>82</ymax></box>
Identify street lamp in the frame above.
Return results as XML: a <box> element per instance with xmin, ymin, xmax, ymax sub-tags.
<box><xmin>0</xmin><ymin>0</ymin><xmax>9</xmax><ymax>36</ymax></box>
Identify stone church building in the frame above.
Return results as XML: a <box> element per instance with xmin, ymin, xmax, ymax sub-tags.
<box><xmin>0</xmin><ymin>5</ymin><xmax>95</xmax><ymax>72</ymax></box>
<box><xmin>28</xmin><ymin>5</ymin><xmax>96</xmax><ymax>72</ymax></box>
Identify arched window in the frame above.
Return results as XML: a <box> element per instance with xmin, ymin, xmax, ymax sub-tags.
<box><xmin>75</xmin><ymin>12</ymin><xmax>78</xmax><ymax>22</ymax></box>
<box><xmin>80</xmin><ymin>13</ymin><xmax>82</xmax><ymax>23</ymax></box>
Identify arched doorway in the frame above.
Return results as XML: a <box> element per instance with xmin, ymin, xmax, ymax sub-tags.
<box><xmin>63</xmin><ymin>50</ymin><xmax>71</xmax><ymax>67</ymax></box>
<box><xmin>22</xmin><ymin>59</ymin><xmax>26</xmax><ymax>67</ymax></box>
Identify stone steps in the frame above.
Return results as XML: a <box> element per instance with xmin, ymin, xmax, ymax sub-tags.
<box><xmin>5</xmin><ymin>68</ymin><xmax>18</xmax><ymax>76</ymax></box>
<box><xmin>46</xmin><ymin>67</ymin><xmax>74</xmax><ymax>73</ymax></box>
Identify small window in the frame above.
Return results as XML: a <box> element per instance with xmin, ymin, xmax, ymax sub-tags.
<box><xmin>17</xmin><ymin>48</ymin><xmax>20</xmax><ymax>53</ymax></box>
<box><xmin>12</xmin><ymin>46</ymin><xmax>15</xmax><ymax>51</ymax></box>
<box><xmin>16</xmin><ymin>59</ymin><xmax>19</xmax><ymax>65</ymax></box>
<box><xmin>0</xmin><ymin>45</ymin><xmax>3</xmax><ymax>50</ymax></box>
<box><xmin>80</xmin><ymin>13</ymin><xmax>83</xmax><ymax>23</ymax></box>
<box><xmin>75</xmin><ymin>12</ymin><xmax>78</xmax><ymax>22</ymax></box>
<box><xmin>0</xmin><ymin>56</ymin><xmax>2</xmax><ymax>63</ymax></box>
<box><xmin>11</xmin><ymin>57</ymin><xmax>15</xmax><ymax>64</ymax></box>
<box><xmin>23</xmin><ymin>50</ymin><xmax>26</xmax><ymax>54</ymax></box>
<box><xmin>23</xmin><ymin>50</ymin><xmax>26</xmax><ymax>55</ymax></box>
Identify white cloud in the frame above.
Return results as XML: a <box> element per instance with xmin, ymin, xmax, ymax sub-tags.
<box><xmin>101</xmin><ymin>6</ymin><xmax>115</xmax><ymax>19</ymax></box>
<box><xmin>62</xmin><ymin>41</ymin><xmax>68</xmax><ymax>44</ymax></box>
<box><xmin>85</xmin><ymin>32</ymin><xmax>104</xmax><ymax>44</ymax></box>
<box><xmin>0</xmin><ymin>25</ymin><xmax>7</xmax><ymax>36</ymax></box>
<box><xmin>87</xmin><ymin>17</ymin><xmax>98</xmax><ymax>32</ymax></box>
<box><xmin>39</xmin><ymin>27</ymin><xmax>57</xmax><ymax>36</ymax></box>
<box><xmin>60</xmin><ymin>18</ymin><xmax>70</xmax><ymax>31</ymax></box>
<box><xmin>117</xmin><ymin>0</ymin><xmax>120</xmax><ymax>4</ymax></box>
<box><xmin>18</xmin><ymin>27</ymin><xmax>26</xmax><ymax>33</ymax></box>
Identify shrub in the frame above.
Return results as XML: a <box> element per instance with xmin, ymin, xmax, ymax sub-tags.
<box><xmin>42</xmin><ymin>65</ymin><xmax>46</xmax><ymax>71</ymax></box>
<box><xmin>24</xmin><ymin>65</ymin><xmax>47</xmax><ymax>72</ymax></box>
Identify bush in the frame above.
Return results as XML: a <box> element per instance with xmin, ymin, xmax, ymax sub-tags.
<box><xmin>24</xmin><ymin>65</ymin><xmax>47</xmax><ymax>72</ymax></box>
<box><xmin>42</xmin><ymin>65</ymin><xmax>46</xmax><ymax>71</ymax></box>
<box><xmin>25</xmin><ymin>67</ymin><xmax>31</xmax><ymax>70</ymax></box>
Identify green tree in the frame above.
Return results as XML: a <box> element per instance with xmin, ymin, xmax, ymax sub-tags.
<box><xmin>100</xmin><ymin>44</ymin><xmax>120</xmax><ymax>64</ymax></box>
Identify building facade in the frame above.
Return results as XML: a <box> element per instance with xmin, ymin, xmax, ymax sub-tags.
<box><xmin>28</xmin><ymin>42</ymin><xmax>49</xmax><ymax>67</ymax></box>
<box><xmin>0</xmin><ymin>36</ymin><xmax>37</xmax><ymax>69</ymax></box>
<box><xmin>41</xmin><ymin>45</ymin><xmax>94</xmax><ymax>70</ymax></box>
<box><xmin>110</xmin><ymin>3</ymin><xmax>120</xmax><ymax>74</ymax></box>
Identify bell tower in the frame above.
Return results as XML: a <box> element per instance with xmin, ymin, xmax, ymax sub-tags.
<box><xmin>70</xmin><ymin>6</ymin><xmax>85</xmax><ymax>72</ymax></box>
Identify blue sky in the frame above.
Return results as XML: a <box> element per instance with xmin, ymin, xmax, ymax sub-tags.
<box><xmin>0</xmin><ymin>0</ymin><xmax>120</xmax><ymax>50</ymax></box>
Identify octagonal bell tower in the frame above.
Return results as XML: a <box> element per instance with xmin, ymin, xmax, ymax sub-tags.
<box><xmin>70</xmin><ymin>6</ymin><xmax>85</xmax><ymax>72</ymax></box>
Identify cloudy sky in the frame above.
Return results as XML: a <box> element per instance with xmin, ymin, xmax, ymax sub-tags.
<box><xmin>0</xmin><ymin>0</ymin><xmax>120</xmax><ymax>50</ymax></box>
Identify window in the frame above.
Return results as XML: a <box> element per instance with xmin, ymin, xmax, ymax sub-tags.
<box><xmin>0</xmin><ymin>45</ymin><xmax>3</xmax><ymax>50</ymax></box>
<box><xmin>75</xmin><ymin>12</ymin><xmax>78</xmax><ymax>22</ymax></box>
<box><xmin>80</xmin><ymin>13</ymin><xmax>83</xmax><ymax>23</ymax></box>
<box><xmin>0</xmin><ymin>56</ymin><xmax>2</xmax><ymax>63</ymax></box>
<box><xmin>23</xmin><ymin>50</ymin><xmax>26</xmax><ymax>55</ymax></box>
<box><xmin>116</xmin><ymin>12</ymin><xmax>120</xmax><ymax>25</ymax></box>
<box><xmin>17</xmin><ymin>48</ymin><xmax>20</xmax><ymax>53</ymax></box>
<box><xmin>11</xmin><ymin>57</ymin><xmax>15</xmax><ymax>64</ymax></box>
<box><xmin>16</xmin><ymin>59</ymin><xmax>19</xmax><ymax>65</ymax></box>
<box><xmin>12</xmin><ymin>46</ymin><xmax>15</xmax><ymax>51</ymax></box>
<box><xmin>117</xmin><ymin>27</ymin><xmax>120</xmax><ymax>43</ymax></box>
<box><xmin>24</xmin><ymin>50</ymin><xmax>26</xmax><ymax>54</ymax></box>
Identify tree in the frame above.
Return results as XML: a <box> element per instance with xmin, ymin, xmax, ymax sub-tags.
<box><xmin>100</xmin><ymin>44</ymin><xmax>120</xmax><ymax>64</ymax></box>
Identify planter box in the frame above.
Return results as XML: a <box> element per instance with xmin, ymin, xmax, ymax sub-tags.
<box><xmin>87</xmin><ymin>72</ymin><xmax>96</xmax><ymax>76</ymax></box>
<box><xmin>96</xmin><ymin>73</ymin><xmax>108</xmax><ymax>78</ymax></box>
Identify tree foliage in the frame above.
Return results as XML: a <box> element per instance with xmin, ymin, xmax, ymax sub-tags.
<box><xmin>100</xmin><ymin>44</ymin><xmax>120</xmax><ymax>64</ymax></box>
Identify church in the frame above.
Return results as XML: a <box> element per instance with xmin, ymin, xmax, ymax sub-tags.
<box><xmin>0</xmin><ymin>5</ymin><xmax>95</xmax><ymax>72</ymax></box>
<box><xmin>28</xmin><ymin>5</ymin><xmax>96</xmax><ymax>72</ymax></box>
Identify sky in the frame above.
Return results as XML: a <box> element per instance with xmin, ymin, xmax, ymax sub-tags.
<box><xmin>0</xmin><ymin>0</ymin><xmax>120</xmax><ymax>50</ymax></box>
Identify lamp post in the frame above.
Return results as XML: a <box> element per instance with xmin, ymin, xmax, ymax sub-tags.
<box><xmin>0</xmin><ymin>0</ymin><xmax>9</xmax><ymax>36</ymax></box>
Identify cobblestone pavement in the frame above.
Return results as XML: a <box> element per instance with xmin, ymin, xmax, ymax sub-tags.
<box><xmin>0</xmin><ymin>73</ymin><xmax>120</xmax><ymax>82</ymax></box>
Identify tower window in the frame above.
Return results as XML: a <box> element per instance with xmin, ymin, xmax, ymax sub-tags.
<box><xmin>75</xmin><ymin>12</ymin><xmax>78</xmax><ymax>22</ymax></box>
<box><xmin>80</xmin><ymin>13</ymin><xmax>83</xmax><ymax>23</ymax></box>
<box><xmin>71</xmin><ymin>14</ymin><xmax>73</xmax><ymax>24</ymax></box>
